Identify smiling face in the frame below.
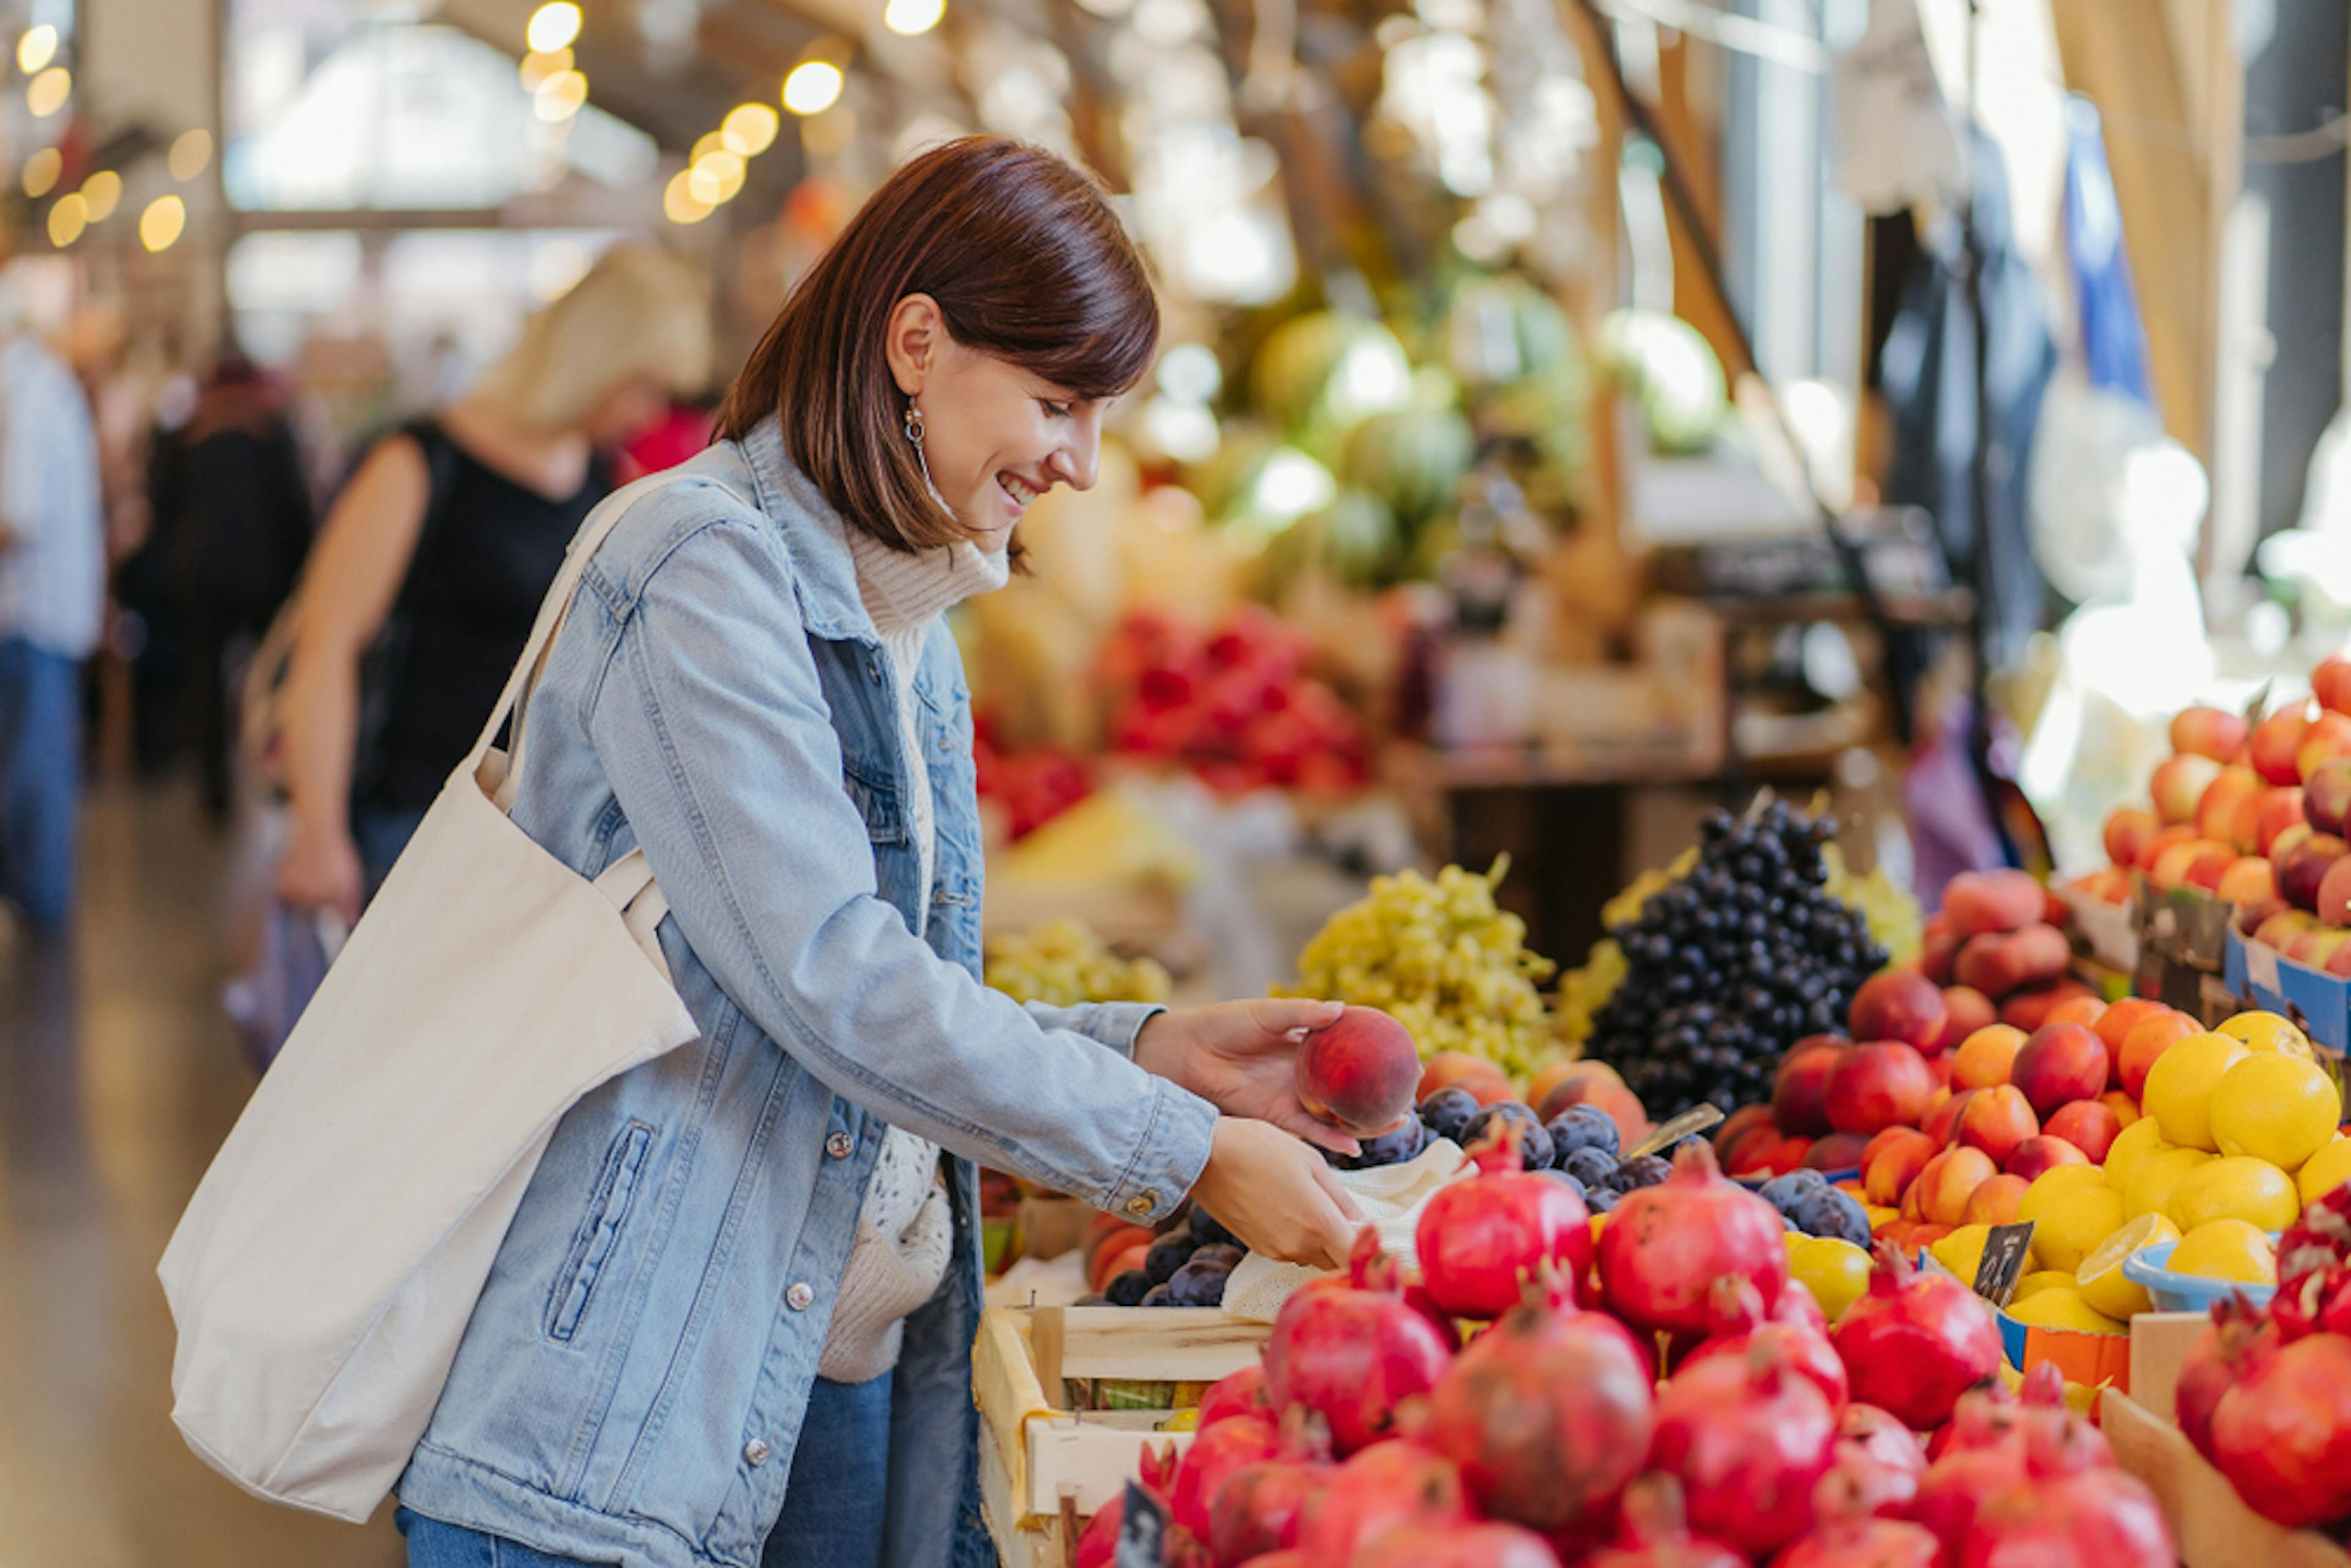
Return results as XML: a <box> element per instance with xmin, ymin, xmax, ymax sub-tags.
<box><xmin>885</xmin><ymin>294</ymin><xmax>1104</xmax><ymax>553</ymax></box>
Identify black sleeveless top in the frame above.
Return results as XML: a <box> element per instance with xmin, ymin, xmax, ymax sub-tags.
<box><xmin>358</xmin><ymin>420</ymin><xmax>613</xmax><ymax>814</ymax></box>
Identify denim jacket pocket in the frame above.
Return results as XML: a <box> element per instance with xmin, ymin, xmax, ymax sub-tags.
<box><xmin>546</xmin><ymin>1120</ymin><xmax>657</xmax><ymax>1343</ymax></box>
<box><xmin>839</xmin><ymin>758</ymin><xmax>907</xmax><ymax>847</ymax></box>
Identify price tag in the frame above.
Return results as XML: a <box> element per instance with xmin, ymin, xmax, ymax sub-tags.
<box><xmin>1116</xmin><ymin>1479</ymin><xmax>1171</xmax><ymax>1567</ymax></box>
<box><xmin>1973</xmin><ymin>1221</ymin><xmax>2037</xmax><ymax>1308</ymax></box>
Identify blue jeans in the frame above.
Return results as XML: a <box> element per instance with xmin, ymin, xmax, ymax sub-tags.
<box><xmin>399</xmin><ymin>1371</ymin><xmax>893</xmax><ymax>1568</ymax></box>
<box><xmin>0</xmin><ymin>639</ymin><xmax>80</xmax><ymax>934</ymax></box>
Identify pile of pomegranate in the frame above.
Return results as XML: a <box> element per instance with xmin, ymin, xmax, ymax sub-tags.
<box><xmin>1089</xmin><ymin>1139</ymin><xmax>2176</xmax><ymax>1567</ymax></box>
<box><xmin>2173</xmin><ymin>1183</ymin><xmax>2351</xmax><ymax>1531</ymax></box>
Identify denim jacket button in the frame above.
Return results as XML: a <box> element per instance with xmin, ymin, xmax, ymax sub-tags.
<box><xmin>786</xmin><ymin>1281</ymin><xmax>816</xmax><ymax>1311</ymax></box>
<box><xmin>744</xmin><ymin>1438</ymin><xmax>771</xmax><ymax>1468</ymax></box>
<box><xmin>825</xmin><ymin>1131</ymin><xmax>853</xmax><ymax>1160</ymax></box>
<box><xmin>1123</xmin><ymin>1193</ymin><xmax>1156</xmax><ymax>1218</ymax></box>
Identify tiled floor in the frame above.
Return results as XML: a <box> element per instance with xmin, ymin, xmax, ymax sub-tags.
<box><xmin>0</xmin><ymin>781</ymin><xmax>405</xmax><ymax>1567</ymax></box>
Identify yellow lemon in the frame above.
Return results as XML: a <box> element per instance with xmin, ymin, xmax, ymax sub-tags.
<box><xmin>2075</xmin><ymin>1213</ymin><xmax>2180</xmax><ymax>1321</ymax></box>
<box><xmin>2036</xmin><ymin>1185</ymin><xmax>2126</xmax><ymax>1273</ymax></box>
<box><xmin>2166</xmin><ymin>1219</ymin><xmax>2279</xmax><ymax>1285</ymax></box>
<box><xmin>2023</xmin><ymin>1164</ymin><xmax>2111</xmax><ymax>1222</ymax></box>
<box><xmin>2102</xmin><ymin>1117</ymin><xmax>2173</xmax><ymax>1193</ymax></box>
<box><xmin>2210</xmin><ymin>1053</ymin><xmax>2344</xmax><ymax>1169</ymax></box>
<box><xmin>2124</xmin><ymin>1147</ymin><xmax>2214</xmax><ymax>1220</ymax></box>
<box><xmin>2166</xmin><ymin>1155</ymin><xmax>2302</xmax><ymax>1233</ymax></box>
<box><xmin>1930</xmin><ymin>1225</ymin><xmax>1996</xmax><ymax>1287</ymax></box>
<box><xmin>2218</xmin><ymin>1009</ymin><xmax>2315</xmax><ymax>1060</ymax></box>
<box><xmin>2300</xmin><ymin>1137</ymin><xmax>2351</xmax><ymax>1208</ymax></box>
<box><xmin>2011</xmin><ymin>1270</ymin><xmax>2081</xmax><ymax>1305</ymax></box>
<box><xmin>2006</xmin><ymin>1286</ymin><xmax>2127</xmax><ymax>1335</ymax></box>
<box><xmin>1788</xmin><ymin>1234</ymin><xmax>1873</xmax><ymax>1323</ymax></box>
<box><xmin>2144</xmin><ymin>1033</ymin><xmax>2251</xmax><ymax>1150</ymax></box>
<box><xmin>1162</xmin><ymin>1407</ymin><xmax>1200</xmax><ymax>1431</ymax></box>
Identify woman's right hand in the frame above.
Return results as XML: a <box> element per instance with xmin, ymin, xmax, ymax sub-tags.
<box><xmin>1189</xmin><ymin>1117</ymin><xmax>1365</xmax><ymax>1272</ymax></box>
<box><xmin>276</xmin><ymin>818</ymin><xmax>363</xmax><ymax>926</ymax></box>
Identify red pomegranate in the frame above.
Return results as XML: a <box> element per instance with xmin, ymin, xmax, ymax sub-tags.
<box><xmin>1836</xmin><ymin>1403</ymin><xmax>1928</xmax><ymax>1485</ymax></box>
<box><xmin>1677</xmin><ymin>1278</ymin><xmax>1848</xmax><ymax>1410</ymax></box>
<box><xmin>1169</xmin><ymin>1412</ymin><xmax>1279</xmax><ymax>1540</ymax></box>
<box><xmin>1194</xmin><ymin>1364</ymin><xmax>1269</xmax><ymax>1431</ymax></box>
<box><xmin>1207</xmin><ymin>1455</ymin><xmax>1329</xmax><ymax>1567</ymax></box>
<box><xmin>1265</xmin><ymin>1229</ymin><xmax>1453</xmax><ymax>1454</ymax></box>
<box><xmin>2175</xmin><ymin>1296</ymin><xmax>2277</xmax><ymax>1463</ymax></box>
<box><xmin>1295</xmin><ymin>1439</ymin><xmax>1468</xmax><ymax>1566</ymax></box>
<box><xmin>1811</xmin><ymin>1444</ymin><xmax>1921</xmax><ymax>1521</ymax></box>
<box><xmin>1829</xmin><ymin>1242</ymin><xmax>2003</xmax><ymax>1430</ymax></box>
<box><xmin>1768</xmin><ymin>1517</ymin><xmax>1939</xmax><ymax>1568</ymax></box>
<box><xmin>1648</xmin><ymin>1340</ymin><xmax>1839</xmax><ymax>1558</ymax></box>
<box><xmin>1957</xmin><ymin>1419</ymin><xmax>2173</xmax><ymax>1567</ymax></box>
<box><xmin>1909</xmin><ymin>1372</ymin><xmax>2092</xmax><ymax>1561</ymax></box>
<box><xmin>1414</xmin><ymin>1296</ymin><xmax>1655</xmax><ymax>1537</ymax></box>
<box><xmin>2275</xmin><ymin>1186</ymin><xmax>2351</xmax><ymax>1340</ymax></box>
<box><xmin>1414</xmin><ymin>1130</ymin><xmax>1593</xmax><ymax>1319</ymax></box>
<box><xmin>1772</xmin><ymin>1278</ymin><xmax>1830</xmax><ymax>1335</ymax></box>
<box><xmin>1597</xmin><ymin>1141</ymin><xmax>1789</xmax><ymax>1334</ymax></box>
<box><xmin>2207</xmin><ymin>1329</ymin><xmax>2351</xmax><ymax>1528</ymax></box>
<box><xmin>1578</xmin><ymin>1474</ymin><xmax>1746</xmax><ymax>1568</ymax></box>
<box><xmin>1350</xmin><ymin>1520</ymin><xmax>1563</xmax><ymax>1567</ymax></box>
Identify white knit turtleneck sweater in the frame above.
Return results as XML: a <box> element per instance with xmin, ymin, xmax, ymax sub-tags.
<box><xmin>819</xmin><ymin>527</ymin><xmax>1011</xmax><ymax>1383</ymax></box>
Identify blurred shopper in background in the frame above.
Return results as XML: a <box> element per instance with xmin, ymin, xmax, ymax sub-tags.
<box><xmin>0</xmin><ymin>279</ymin><xmax>105</xmax><ymax>939</ymax></box>
<box><xmin>271</xmin><ymin>246</ymin><xmax>710</xmax><ymax>922</ymax></box>
<box><xmin>143</xmin><ymin>354</ymin><xmax>316</xmax><ymax>825</ymax></box>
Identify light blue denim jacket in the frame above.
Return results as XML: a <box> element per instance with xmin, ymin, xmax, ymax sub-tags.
<box><xmin>394</xmin><ymin>418</ymin><xmax>1219</xmax><ymax>1567</ymax></box>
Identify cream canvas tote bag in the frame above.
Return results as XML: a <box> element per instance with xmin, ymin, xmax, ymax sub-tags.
<box><xmin>158</xmin><ymin>469</ymin><xmax>710</xmax><ymax>1521</ymax></box>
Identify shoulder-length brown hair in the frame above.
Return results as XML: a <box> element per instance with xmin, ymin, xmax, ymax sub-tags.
<box><xmin>718</xmin><ymin>137</ymin><xmax>1160</xmax><ymax>553</ymax></box>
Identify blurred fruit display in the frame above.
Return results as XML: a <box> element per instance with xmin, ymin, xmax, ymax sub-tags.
<box><xmin>983</xmin><ymin>920</ymin><xmax>1173</xmax><ymax>1008</ymax></box>
<box><xmin>1280</xmin><ymin>859</ymin><xmax>1556</xmax><ymax>1082</ymax></box>
<box><xmin>973</xmin><ymin>715</ymin><xmax>1094</xmax><ymax>840</ymax></box>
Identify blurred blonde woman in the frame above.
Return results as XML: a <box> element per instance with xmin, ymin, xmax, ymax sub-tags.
<box><xmin>275</xmin><ymin>244</ymin><xmax>711</xmax><ymax>920</ymax></box>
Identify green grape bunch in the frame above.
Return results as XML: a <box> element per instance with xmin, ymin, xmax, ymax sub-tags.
<box><xmin>1280</xmin><ymin>858</ymin><xmax>1557</xmax><ymax>1081</ymax></box>
<box><xmin>985</xmin><ymin>920</ymin><xmax>1174</xmax><ymax>1008</ymax></box>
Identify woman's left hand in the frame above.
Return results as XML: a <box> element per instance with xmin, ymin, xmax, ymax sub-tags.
<box><xmin>1133</xmin><ymin>999</ymin><xmax>1359</xmax><ymax>1157</ymax></box>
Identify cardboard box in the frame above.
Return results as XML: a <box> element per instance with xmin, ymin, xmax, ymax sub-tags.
<box><xmin>2102</xmin><ymin>1389</ymin><xmax>2351</xmax><ymax>1568</ymax></box>
<box><xmin>2227</xmin><ymin>927</ymin><xmax>2351</xmax><ymax>1068</ymax></box>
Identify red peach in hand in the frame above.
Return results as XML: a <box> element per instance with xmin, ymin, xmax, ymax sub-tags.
<box><xmin>2103</xmin><ymin>806</ymin><xmax>2161</xmax><ymax>869</ymax></box>
<box><xmin>1862</xmin><ymin>1128</ymin><xmax>1937</xmax><ymax>1207</ymax></box>
<box><xmin>2010</xmin><ymin>1022</ymin><xmax>2109</xmax><ymax>1120</ymax></box>
<box><xmin>1914</xmin><ymin>1147</ymin><xmax>1999</xmax><ymax>1227</ymax></box>
<box><xmin>1849</xmin><ymin>971</ymin><xmax>1950</xmax><ymax>1052</ymax></box>
<box><xmin>1825</xmin><ymin>1042</ymin><xmax>1939</xmax><ymax>1135</ymax></box>
<box><xmin>1954</xmin><ymin>1085</ymin><xmax>2039</xmax><ymax>1168</ymax></box>
<box><xmin>2118</xmin><ymin>1011</ymin><xmax>2199</xmax><ymax>1100</ymax></box>
<box><xmin>2043</xmin><ymin>1100</ymin><xmax>2122</xmax><ymax>1164</ymax></box>
<box><xmin>1298</xmin><ymin>1007</ymin><xmax>1422</xmax><ymax>1135</ymax></box>
<box><xmin>2004</xmin><ymin>1136</ymin><xmax>2090</xmax><ymax>1182</ymax></box>
<box><xmin>1951</xmin><ymin>1024</ymin><xmax>2026</xmax><ymax>1090</ymax></box>
<box><xmin>2251</xmin><ymin>708</ymin><xmax>2315</xmax><ymax>787</ymax></box>
<box><xmin>1943</xmin><ymin>869</ymin><xmax>2047</xmax><ymax>938</ymax></box>
<box><xmin>2171</xmin><ymin>705</ymin><xmax>2250</xmax><ymax>762</ymax></box>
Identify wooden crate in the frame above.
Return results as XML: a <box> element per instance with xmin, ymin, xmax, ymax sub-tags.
<box><xmin>2127</xmin><ymin>1311</ymin><xmax>2208</xmax><ymax>1425</ymax></box>
<box><xmin>973</xmin><ymin>1305</ymin><xmax>1271</xmax><ymax>1567</ymax></box>
<box><xmin>2102</xmin><ymin>1389</ymin><xmax>2351</xmax><ymax>1568</ymax></box>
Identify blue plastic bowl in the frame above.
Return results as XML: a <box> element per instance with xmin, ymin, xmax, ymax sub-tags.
<box><xmin>2120</xmin><ymin>1237</ymin><xmax>2276</xmax><ymax>1313</ymax></box>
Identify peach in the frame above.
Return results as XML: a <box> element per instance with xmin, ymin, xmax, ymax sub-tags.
<box><xmin>2004</xmin><ymin>1135</ymin><xmax>2090</xmax><ymax>1182</ymax></box>
<box><xmin>2181</xmin><ymin>840</ymin><xmax>2240</xmax><ymax>893</ymax></box>
<box><xmin>2318</xmin><ymin>655</ymin><xmax>2351</xmax><ymax>717</ymax></box>
<box><xmin>1772</xmin><ymin>1040</ymin><xmax>1845</xmax><ymax>1138</ymax></box>
<box><xmin>1940</xmin><ymin>986</ymin><xmax>1997</xmax><ymax>1046</ymax></box>
<box><xmin>2298</xmin><ymin>712</ymin><xmax>2351</xmax><ymax>782</ymax></box>
<box><xmin>2044</xmin><ymin>1099</ymin><xmax>2122</xmax><ymax>1164</ymax></box>
<box><xmin>2216</xmin><ymin>857</ymin><xmax>2278</xmax><ymax>906</ymax></box>
<box><xmin>1557</xmin><ymin>1080</ymin><xmax>1648</xmax><ymax>1146</ymax></box>
<box><xmin>1927</xmin><ymin>1054</ymin><xmax>1954</xmax><ymax>1089</ymax></box>
<box><xmin>2044</xmin><ymin>996</ymin><xmax>2107</xmax><ymax>1029</ymax></box>
<box><xmin>2308</xmin><ymin>759</ymin><xmax>2351</xmax><ymax>838</ymax></box>
<box><xmin>1999</xmin><ymin>980</ymin><xmax>2099</xmax><ymax>1033</ymax></box>
<box><xmin>2101</xmin><ymin>1090</ymin><xmax>2141</xmax><ymax>1128</ymax></box>
<box><xmin>2139</xmin><ymin>823</ymin><xmax>2200</xmax><ymax>872</ymax></box>
<box><xmin>1728</xmin><ymin>1131</ymin><xmax>1810</xmax><ymax>1177</ymax></box>
<box><xmin>2254</xmin><ymin>909</ymin><xmax>2322</xmax><ymax>950</ymax></box>
<box><xmin>1802</xmin><ymin>1132</ymin><xmax>1872</xmax><ymax>1172</ymax></box>
<box><xmin>2238</xmin><ymin>896</ymin><xmax>2291</xmax><ymax>937</ymax></box>
<box><xmin>1923</xmin><ymin>1090</ymin><xmax>1973</xmax><ymax>1148</ymax></box>
<box><xmin>1826</xmin><ymin>1042</ymin><xmax>1939</xmax><ymax>1135</ymax></box>
<box><xmin>2152</xmin><ymin>753</ymin><xmax>2226</xmax><ymax>823</ymax></box>
<box><xmin>1900</xmin><ymin>1180</ymin><xmax>1926</xmax><ymax>1223</ymax></box>
<box><xmin>2103</xmin><ymin>806</ymin><xmax>2162</xmax><ymax>869</ymax></box>
<box><xmin>1299</xmin><ymin>1007</ymin><xmax>1422</xmax><ymax>1134</ymax></box>
<box><xmin>2252</xmin><ymin>708</ymin><xmax>2315</xmax><ymax>786</ymax></box>
<box><xmin>1712</xmin><ymin>1103</ymin><xmax>1774</xmax><ymax>1158</ymax></box>
<box><xmin>1954</xmin><ymin>1084</ymin><xmax>2039</xmax><ymax>1168</ymax></box>
<box><xmin>1962</xmin><ymin>1173</ymin><xmax>2031</xmax><ymax>1227</ymax></box>
<box><xmin>2011</xmin><ymin>1022</ymin><xmax>2110</xmax><ymax>1119</ymax></box>
<box><xmin>1535</xmin><ymin>1062</ymin><xmax>1625</xmax><ymax>1122</ymax></box>
<box><xmin>1524</xmin><ymin>1057</ymin><xmax>1583</xmax><ymax>1111</ymax></box>
<box><xmin>1419</xmin><ymin>1051</ymin><xmax>1511</xmax><ymax>1105</ymax></box>
<box><xmin>2257</xmin><ymin>788</ymin><xmax>2309</xmax><ymax>855</ymax></box>
<box><xmin>2316</xmin><ymin>855</ymin><xmax>2351</xmax><ymax>927</ymax></box>
<box><xmin>2171</xmin><ymin>705</ymin><xmax>2250</xmax><ymax>762</ymax></box>
<box><xmin>1849</xmin><ymin>971</ymin><xmax>1949</xmax><ymax>1052</ymax></box>
<box><xmin>2328</xmin><ymin>942</ymin><xmax>2351</xmax><ymax>979</ymax></box>
<box><xmin>1862</xmin><ymin>1128</ymin><xmax>1937</xmax><ymax>1207</ymax></box>
<box><xmin>1091</xmin><ymin>1240</ymin><xmax>1152</xmax><ymax>1293</ymax></box>
<box><xmin>2287</xmin><ymin>928</ymin><xmax>2351</xmax><ymax>967</ymax></box>
<box><xmin>2071</xmin><ymin>868</ymin><xmax>2133</xmax><ymax>905</ymax></box>
<box><xmin>1952</xmin><ymin>1024</ymin><xmax>2027</xmax><ymax>1090</ymax></box>
<box><xmin>1720</xmin><ymin>1120</ymin><xmax>1780</xmax><ymax>1173</ymax></box>
<box><xmin>2282</xmin><ymin>833</ymin><xmax>2351</xmax><ymax>911</ymax></box>
<box><xmin>2273</xmin><ymin>822</ymin><xmax>2319</xmax><ymax>866</ymax></box>
<box><xmin>2195</xmin><ymin>765</ymin><xmax>2263</xmax><ymax>847</ymax></box>
<box><xmin>2118</xmin><ymin>1011</ymin><xmax>2199</xmax><ymax>1100</ymax></box>
<box><xmin>1944</xmin><ymin>869</ymin><xmax>2047</xmax><ymax>938</ymax></box>
<box><xmin>2091</xmin><ymin>998</ymin><xmax>2170</xmax><ymax>1060</ymax></box>
<box><xmin>1952</xmin><ymin>924</ymin><xmax>2069</xmax><ymax>999</ymax></box>
<box><xmin>1919</xmin><ymin>925</ymin><xmax>1960</xmax><ymax>986</ymax></box>
<box><xmin>1915</xmin><ymin>1146</ymin><xmax>2000</xmax><ymax>1227</ymax></box>
<box><xmin>1860</xmin><ymin>1125</ymin><xmax>1920</xmax><ymax>1168</ymax></box>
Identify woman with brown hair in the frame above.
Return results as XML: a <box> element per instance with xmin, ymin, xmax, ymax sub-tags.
<box><xmin>389</xmin><ymin>138</ymin><xmax>1363</xmax><ymax>1568</ymax></box>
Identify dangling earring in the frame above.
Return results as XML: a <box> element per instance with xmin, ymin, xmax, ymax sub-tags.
<box><xmin>903</xmin><ymin>402</ymin><xmax>925</xmax><ymax>448</ymax></box>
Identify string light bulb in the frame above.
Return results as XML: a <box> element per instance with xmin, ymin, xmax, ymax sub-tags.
<box><xmin>525</xmin><ymin>2</ymin><xmax>581</xmax><ymax>53</ymax></box>
<box><xmin>721</xmin><ymin>102</ymin><xmax>779</xmax><ymax>156</ymax></box>
<box><xmin>533</xmin><ymin>69</ymin><xmax>588</xmax><ymax>121</ymax></box>
<box><xmin>140</xmin><ymin>194</ymin><xmax>185</xmax><ymax>252</ymax></box>
<box><xmin>47</xmin><ymin>190</ymin><xmax>84</xmax><ymax>246</ymax></box>
<box><xmin>80</xmin><ymin>169</ymin><xmax>119</xmax><ymax>221</ymax></box>
<box><xmin>26</xmin><ymin>65</ymin><xmax>68</xmax><ymax>117</ymax></box>
<box><xmin>168</xmin><ymin>129</ymin><xmax>212</xmax><ymax>180</ymax></box>
<box><xmin>662</xmin><ymin>170</ymin><xmax>713</xmax><ymax>225</ymax></box>
<box><xmin>782</xmin><ymin>61</ymin><xmax>843</xmax><ymax>116</ymax></box>
<box><xmin>884</xmin><ymin>0</ymin><xmax>946</xmax><ymax>36</ymax></box>
<box><xmin>21</xmin><ymin>147</ymin><xmax>58</xmax><ymax>198</ymax></box>
<box><xmin>519</xmin><ymin>48</ymin><xmax>572</xmax><ymax>91</ymax></box>
<box><xmin>16</xmin><ymin>24</ymin><xmax>54</xmax><ymax>73</ymax></box>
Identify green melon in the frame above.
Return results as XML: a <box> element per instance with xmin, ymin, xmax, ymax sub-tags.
<box><xmin>1597</xmin><ymin>307</ymin><xmax>1727</xmax><ymax>455</ymax></box>
<box><xmin>1262</xmin><ymin>489</ymin><xmax>1401</xmax><ymax>591</ymax></box>
<box><xmin>1340</xmin><ymin>407</ymin><xmax>1475</xmax><ymax>525</ymax></box>
<box><xmin>1251</xmin><ymin>312</ymin><xmax>1367</xmax><ymax>434</ymax></box>
<box><xmin>1444</xmin><ymin>275</ymin><xmax>1580</xmax><ymax>388</ymax></box>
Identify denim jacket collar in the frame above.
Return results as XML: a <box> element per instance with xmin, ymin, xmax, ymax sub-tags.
<box><xmin>731</xmin><ymin>415</ymin><xmax>878</xmax><ymax>646</ymax></box>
